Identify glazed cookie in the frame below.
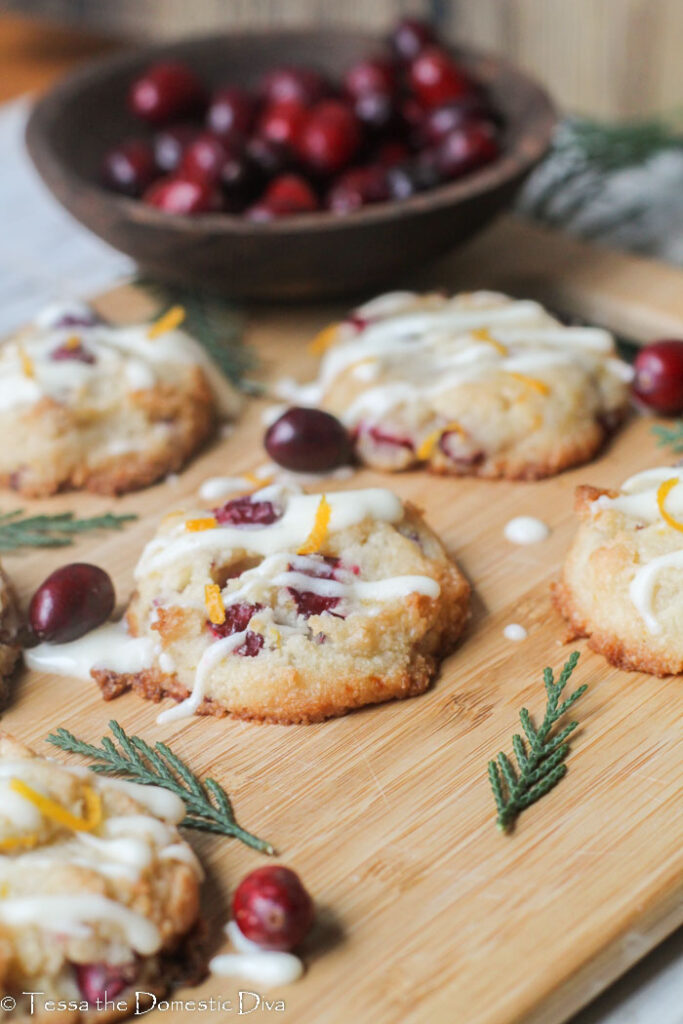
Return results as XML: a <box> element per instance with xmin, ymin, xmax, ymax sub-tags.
<box><xmin>0</xmin><ymin>733</ymin><xmax>205</xmax><ymax>1023</ymax></box>
<box><xmin>281</xmin><ymin>290</ymin><xmax>632</xmax><ymax>480</ymax></box>
<box><xmin>0</xmin><ymin>301</ymin><xmax>240</xmax><ymax>497</ymax></box>
<box><xmin>0</xmin><ymin>566</ymin><xmax>20</xmax><ymax>709</ymax></box>
<box><xmin>96</xmin><ymin>485</ymin><xmax>470</xmax><ymax>724</ymax></box>
<box><xmin>554</xmin><ymin>466</ymin><xmax>683</xmax><ymax>675</ymax></box>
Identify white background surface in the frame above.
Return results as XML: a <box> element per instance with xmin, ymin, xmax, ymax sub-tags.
<box><xmin>0</xmin><ymin>96</ymin><xmax>680</xmax><ymax>1024</ymax></box>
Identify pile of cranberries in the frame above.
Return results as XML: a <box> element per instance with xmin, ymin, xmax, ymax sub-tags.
<box><xmin>102</xmin><ymin>17</ymin><xmax>502</xmax><ymax>219</ymax></box>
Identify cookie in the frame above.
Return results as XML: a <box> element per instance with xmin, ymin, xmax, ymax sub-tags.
<box><xmin>95</xmin><ymin>485</ymin><xmax>470</xmax><ymax>724</ymax></box>
<box><xmin>282</xmin><ymin>290</ymin><xmax>632</xmax><ymax>480</ymax></box>
<box><xmin>0</xmin><ymin>566</ymin><xmax>20</xmax><ymax>710</ymax></box>
<box><xmin>0</xmin><ymin>301</ymin><xmax>241</xmax><ymax>497</ymax></box>
<box><xmin>554</xmin><ymin>466</ymin><xmax>683</xmax><ymax>675</ymax></box>
<box><xmin>0</xmin><ymin>732</ymin><xmax>204</xmax><ymax>1022</ymax></box>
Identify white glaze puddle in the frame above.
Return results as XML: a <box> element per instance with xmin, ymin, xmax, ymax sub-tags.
<box><xmin>503</xmin><ymin>623</ymin><xmax>527</xmax><ymax>641</ymax></box>
<box><xmin>503</xmin><ymin>516</ymin><xmax>550</xmax><ymax>545</ymax></box>
<box><xmin>24</xmin><ymin>621</ymin><xmax>156</xmax><ymax>680</ymax></box>
<box><xmin>209</xmin><ymin>921</ymin><xmax>304</xmax><ymax>987</ymax></box>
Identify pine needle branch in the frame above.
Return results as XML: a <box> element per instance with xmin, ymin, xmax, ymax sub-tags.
<box><xmin>47</xmin><ymin>721</ymin><xmax>275</xmax><ymax>855</ymax></box>
<box><xmin>652</xmin><ymin>421</ymin><xmax>683</xmax><ymax>454</ymax></box>
<box><xmin>487</xmin><ymin>652</ymin><xmax>587</xmax><ymax>832</ymax></box>
<box><xmin>0</xmin><ymin>510</ymin><xmax>136</xmax><ymax>551</ymax></box>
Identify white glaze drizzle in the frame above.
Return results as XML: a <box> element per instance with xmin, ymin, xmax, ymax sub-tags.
<box><xmin>503</xmin><ymin>516</ymin><xmax>550</xmax><ymax>545</ymax></box>
<box><xmin>0</xmin><ymin>896</ymin><xmax>161</xmax><ymax>954</ymax></box>
<box><xmin>156</xmin><ymin>631</ymin><xmax>248</xmax><ymax>725</ymax></box>
<box><xmin>503</xmin><ymin>623</ymin><xmax>527</xmax><ymax>641</ymax></box>
<box><xmin>209</xmin><ymin>921</ymin><xmax>304</xmax><ymax>987</ymax></box>
<box><xmin>24</xmin><ymin>620</ymin><xmax>157</xmax><ymax>680</ymax></box>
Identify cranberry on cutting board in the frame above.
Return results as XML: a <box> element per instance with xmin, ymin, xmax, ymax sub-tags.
<box><xmin>633</xmin><ymin>340</ymin><xmax>683</xmax><ymax>415</ymax></box>
<box><xmin>232</xmin><ymin>866</ymin><xmax>314</xmax><ymax>951</ymax></box>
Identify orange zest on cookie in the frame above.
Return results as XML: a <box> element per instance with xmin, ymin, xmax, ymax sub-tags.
<box><xmin>298</xmin><ymin>495</ymin><xmax>331</xmax><ymax>554</ymax></box>
<box><xmin>417</xmin><ymin>422</ymin><xmax>465</xmax><ymax>461</ymax></box>
<box><xmin>64</xmin><ymin>335</ymin><xmax>82</xmax><ymax>350</ymax></box>
<box><xmin>205</xmin><ymin>583</ymin><xmax>226</xmax><ymax>625</ymax></box>
<box><xmin>656</xmin><ymin>477</ymin><xmax>683</xmax><ymax>532</ymax></box>
<box><xmin>9</xmin><ymin>779</ymin><xmax>102</xmax><ymax>833</ymax></box>
<box><xmin>186</xmin><ymin>516</ymin><xmax>218</xmax><ymax>532</ymax></box>
<box><xmin>471</xmin><ymin>327</ymin><xmax>507</xmax><ymax>355</ymax></box>
<box><xmin>0</xmin><ymin>834</ymin><xmax>40</xmax><ymax>853</ymax></box>
<box><xmin>509</xmin><ymin>372</ymin><xmax>550</xmax><ymax>395</ymax></box>
<box><xmin>147</xmin><ymin>305</ymin><xmax>186</xmax><ymax>340</ymax></box>
<box><xmin>244</xmin><ymin>470</ymin><xmax>274</xmax><ymax>489</ymax></box>
<box><xmin>308</xmin><ymin>322</ymin><xmax>341</xmax><ymax>356</ymax></box>
<box><xmin>18</xmin><ymin>346</ymin><xmax>34</xmax><ymax>379</ymax></box>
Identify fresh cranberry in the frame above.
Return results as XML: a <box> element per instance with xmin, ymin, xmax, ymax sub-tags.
<box><xmin>391</xmin><ymin>17</ymin><xmax>436</xmax><ymax>62</ymax></box>
<box><xmin>297</xmin><ymin>101</ymin><xmax>361</xmax><ymax>176</ymax></box>
<box><xmin>420</xmin><ymin>96</ymin><xmax>499</xmax><ymax>145</ymax></box>
<box><xmin>102</xmin><ymin>139</ymin><xmax>157</xmax><ymax>198</ymax></box>
<box><xmin>367</xmin><ymin>424</ymin><xmax>415</xmax><ymax>451</ymax></box>
<box><xmin>374</xmin><ymin>139</ymin><xmax>410</xmax><ymax>167</ymax></box>
<box><xmin>153</xmin><ymin>122</ymin><xmax>197</xmax><ymax>173</ymax></box>
<box><xmin>51</xmin><ymin>341</ymin><xmax>96</xmax><ymax>364</ymax></box>
<box><xmin>180</xmin><ymin>132</ymin><xmax>230</xmax><ymax>185</ymax></box>
<box><xmin>206</xmin><ymin>86</ymin><xmax>256</xmax><ymax>143</ymax></box>
<box><xmin>29</xmin><ymin>564</ymin><xmax>115</xmax><ymax>644</ymax></box>
<box><xmin>344</xmin><ymin>56</ymin><xmax>397</xmax><ymax>99</ymax></box>
<box><xmin>265</xmin><ymin>174</ymin><xmax>319</xmax><ymax>213</ymax></box>
<box><xmin>633</xmin><ymin>340</ymin><xmax>683</xmax><ymax>414</ymax></box>
<box><xmin>74</xmin><ymin>962</ymin><xmax>137</xmax><ymax>1003</ymax></box>
<box><xmin>409</xmin><ymin>47</ymin><xmax>472</xmax><ymax>108</ymax></box>
<box><xmin>353</xmin><ymin>92</ymin><xmax>397</xmax><ymax>134</ymax></box>
<box><xmin>386</xmin><ymin>153</ymin><xmax>441</xmax><ymax>199</ymax></box>
<box><xmin>245</xmin><ymin>135</ymin><xmax>291</xmax><ymax>178</ymax></box>
<box><xmin>436</xmin><ymin>122</ymin><xmax>499</xmax><ymax>179</ymax></box>
<box><xmin>265</xmin><ymin>407</ymin><xmax>351</xmax><ymax>471</ymax></box>
<box><xmin>47</xmin><ymin>306</ymin><xmax>101</xmax><ymax>329</ymax></box>
<box><xmin>143</xmin><ymin>175</ymin><xmax>219</xmax><ymax>214</ymax></box>
<box><xmin>232</xmin><ymin>866</ymin><xmax>314</xmax><ymax>951</ymax></box>
<box><xmin>257</xmin><ymin>101</ymin><xmax>308</xmax><ymax>150</ymax></box>
<box><xmin>259</xmin><ymin>66</ymin><xmax>329</xmax><ymax>107</ymax></box>
<box><xmin>213</xmin><ymin>496</ymin><xmax>281</xmax><ymax>526</ymax></box>
<box><xmin>128</xmin><ymin>61</ymin><xmax>206</xmax><ymax>124</ymax></box>
<box><xmin>327</xmin><ymin>165</ymin><xmax>389</xmax><ymax>213</ymax></box>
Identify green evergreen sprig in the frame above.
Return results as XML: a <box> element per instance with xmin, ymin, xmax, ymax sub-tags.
<box><xmin>0</xmin><ymin>510</ymin><xmax>136</xmax><ymax>551</ymax></box>
<box><xmin>652</xmin><ymin>421</ymin><xmax>683</xmax><ymax>454</ymax></box>
<box><xmin>47</xmin><ymin>721</ymin><xmax>274</xmax><ymax>855</ymax></box>
<box><xmin>488</xmin><ymin>651</ymin><xmax>587</xmax><ymax>832</ymax></box>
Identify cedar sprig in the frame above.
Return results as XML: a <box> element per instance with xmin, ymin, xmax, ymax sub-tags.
<box><xmin>0</xmin><ymin>510</ymin><xmax>136</xmax><ymax>551</ymax></box>
<box><xmin>652</xmin><ymin>421</ymin><xmax>683</xmax><ymax>454</ymax></box>
<box><xmin>47</xmin><ymin>721</ymin><xmax>274</xmax><ymax>855</ymax></box>
<box><xmin>488</xmin><ymin>651</ymin><xmax>587</xmax><ymax>832</ymax></box>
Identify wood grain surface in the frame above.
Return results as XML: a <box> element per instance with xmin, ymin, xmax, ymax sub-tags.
<box><xmin>1</xmin><ymin>218</ymin><xmax>682</xmax><ymax>1024</ymax></box>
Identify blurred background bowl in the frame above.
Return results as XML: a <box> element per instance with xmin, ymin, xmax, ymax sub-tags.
<box><xmin>26</xmin><ymin>29</ymin><xmax>555</xmax><ymax>301</ymax></box>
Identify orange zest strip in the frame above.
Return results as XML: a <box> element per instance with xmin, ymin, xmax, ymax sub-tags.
<box><xmin>308</xmin><ymin>322</ymin><xmax>341</xmax><ymax>356</ymax></box>
<box><xmin>509</xmin><ymin>372</ymin><xmax>550</xmax><ymax>395</ymax></box>
<box><xmin>298</xmin><ymin>495</ymin><xmax>331</xmax><ymax>555</ymax></box>
<box><xmin>0</xmin><ymin>834</ymin><xmax>40</xmax><ymax>853</ymax></box>
<box><xmin>10</xmin><ymin>778</ymin><xmax>102</xmax><ymax>833</ymax></box>
<box><xmin>18</xmin><ymin>346</ymin><xmax>34</xmax><ymax>379</ymax></box>
<box><xmin>656</xmin><ymin>477</ymin><xmax>683</xmax><ymax>533</ymax></box>
<box><xmin>244</xmin><ymin>470</ymin><xmax>274</xmax><ymax>489</ymax></box>
<box><xmin>147</xmin><ymin>305</ymin><xmax>186</xmax><ymax>340</ymax></box>
<box><xmin>64</xmin><ymin>335</ymin><xmax>82</xmax><ymax>350</ymax></box>
<box><xmin>205</xmin><ymin>583</ymin><xmax>226</xmax><ymax>625</ymax></box>
<box><xmin>471</xmin><ymin>327</ymin><xmax>507</xmax><ymax>355</ymax></box>
<box><xmin>186</xmin><ymin>516</ymin><xmax>218</xmax><ymax>532</ymax></box>
<box><xmin>417</xmin><ymin>422</ymin><xmax>465</xmax><ymax>461</ymax></box>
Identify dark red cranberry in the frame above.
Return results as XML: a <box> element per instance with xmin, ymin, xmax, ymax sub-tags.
<box><xmin>180</xmin><ymin>132</ymin><xmax>230</xmax><ymax>185</ymax></box>
<box><xmin>143</xmin><ymin>175</ymin><xmax>219</xmax><ymax>214</ymax></box>
<box><xmin>420</xmin><ymin>96</ymin><xmax>499</xmax><ymax>145</ymax></box>
<box><xmin>102</xmin><ymin>139</ymin><xmax>157</xmax><ymax>198</ymax></box>
<box><xmin>400</xmin><ymin>95</ymin><xmax>427</xmax><ymax>135</ymax></box>
<box><xmin>257</xmin><ymin>101</ymin><xmax>307</xmax><ymax>150</ymax></box>
<box><xmin>633</xmin><ymin>340</ymin><xmax>683</xmax><ymax>414</ymax></box>
<box><xmin>128</xmin><ymin>61</ymin><xmax>206</xmax><ymax>124</ymax></box>
<box><xmin>29</xmin><ymin>563</ymin><xmax>115</xmax><ymax>644</ymax></box>
<box><xmin>260</xmin><ymin>174</ymin><xmax>319</xmax><ymax>215</ymax></box>
<box><xmin>259</xmin><ymin>66</ymin><xmax>329</xmax><ymax>107</ymax></box>
<box><xmin>48</xmin><ymin>307</ymin><xmax>101</xmax><ymax>329</ymax></box>
<box><xmin>206</xmin><ymin>86</ymin><xmax>256</xmax><ymax>143</ymax></box>
<box><xmin>409</xmin><ymin>47</ymin><xmax>472</xmax><ymax>108</ymax></box>
<box><xmin>153</xmin><ymin>122</ymin><xmax>197</xmax><ymax>173</ymax></box>
<box><xmin>374</xmin><ymin>139</ymin><xmax>410</xmax><ymax>167</ymax></box>
<box><xmin>265</xmin><ymin>407</ymin><xmax>352</xmax><ymax>471</ymax></box>
<box><xmin>367</xmin><ymin>424</ymin><xmax>415</xmax><ymax>451</ymax></box>
<box><xmin>391</xmin><ymin>17</ymin><xmax>436</xmax><ymax>63</ymax></box>
<box><xmin>51</xmin><ymin>341</ymin><xmax>96</xmax><ymax>364</ymax></box>
<box><xmin>245</xmin><ymin>135</ymin><xmax>291</xmax><ymax>178</ymax></box>
<box><xmin>209</xmin><ymin>601</ymin><xmax>262</xmax><ymax>638</ymax></box>
<box><xmin>386</xmin><ymin>153</ymin><xmax>441</xmax><ymax>200</ymax></box>
<box><xmin>436</xmin><ymin>122</ymin><xmax>499</xmax><ymax>179</ymax></box>
<box><xmin>287</xmin><ymin>556</ymin><xmax>344</xmax><ymax>618</ymax></box>
<box><xmin>353</xmin><ymin>92</ymin><xmax>397</xmax><ymax>134</ymax></box>
<box><xmin>75</xmin><ymin>962</ymin><xmax>137</xmax><ymax>1004</ymax></box>
<box><xmin>344</xmin><ymin>56</ymin><xmax>397</xmax><ymax>99</ymax></box>
<box><xmin>235</xmin><ymin>631</ymin><xmax>265</xmax><ymax>657</ymax></box>
<box><xmin>213</xmin><ymin>496</ymin><xmax>281</xmax><ymax>526</ymax></box>
<box><xmin>232</xmin><ymin>866</ymin><xmax>314</xmax><ymax>951</ymax></box>
<box><xmin>297</xmin><ymin>101</ymin><xmax>361</xmax><ymax>176</ymax></box>
<box><xmin>327</xmin><ymin>165</ymin><xmax>389</xmax><ymax>213</ymax></box>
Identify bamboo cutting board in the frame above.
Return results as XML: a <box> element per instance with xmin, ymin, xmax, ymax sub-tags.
<box><xmin>2</xmin><ymin>217</ymin><xmax>682</xmax><ymax>1024</ymax></box>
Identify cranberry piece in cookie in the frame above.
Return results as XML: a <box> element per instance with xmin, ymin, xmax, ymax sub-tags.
<box><xmin>75</xmin><ymin>961</ymin><xmax>138</xmax><ymax>1003</ymax></box>
<box><xmin>213</xmin><ymin>496</ymin><xmax>281</xmax><ymax>526</ymax></box>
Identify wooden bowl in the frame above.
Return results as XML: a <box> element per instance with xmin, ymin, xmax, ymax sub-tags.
<box><xmin>26</xmin><ymin>30</ymin><xmax>555</xmax><ymax>301</ymax></box>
